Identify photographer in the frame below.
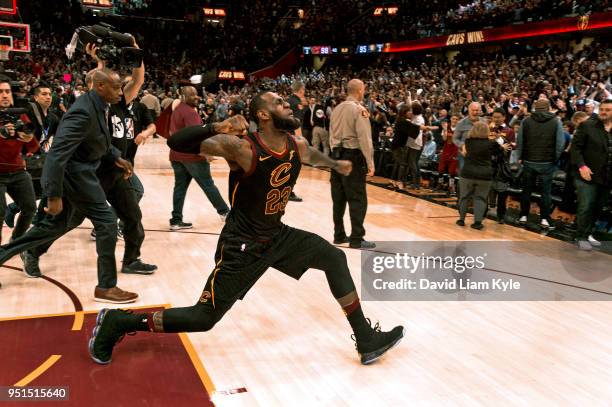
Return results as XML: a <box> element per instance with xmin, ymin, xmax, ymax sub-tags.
<box><xmin>86</xmin><ymin>42</ymin><xmax>157</xmax><ymax>275</ymax></box>
<box><xmin>5</xmin><ymin>84</ymin><xmax>59</xmax><ymax>229</ymax></box>
<box><xmin>0</xmin><ymin>78</ymin><xmax>38</xmax><ymax>245</ymax></box>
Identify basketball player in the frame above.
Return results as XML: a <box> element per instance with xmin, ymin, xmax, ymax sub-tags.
<box><xmin>89</xmin><ymin>91</ymin><xmax>404</xmax><ymax>365</ymax></box>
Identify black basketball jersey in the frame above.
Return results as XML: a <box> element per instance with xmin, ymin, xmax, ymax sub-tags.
<box><xmin>227</xmin><ymin>132</ymin><xmax>302</xmax><ymax>238</ymax></box>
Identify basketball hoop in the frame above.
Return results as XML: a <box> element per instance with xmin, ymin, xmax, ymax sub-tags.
<box><xmin>0</xmin><ymin>45</ymin><xmax>10</xmax><ymax>61</ymax></box>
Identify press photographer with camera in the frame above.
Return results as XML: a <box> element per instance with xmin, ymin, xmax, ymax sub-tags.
<box><xmin>0</xmin><ymin>77</ymin><xmax>38</xmax><ymax>246</ymax></box>
<box><xmin>5</xmin><ymin>83</ymin><xmax>60</xmax><ymax>229</ymax></box>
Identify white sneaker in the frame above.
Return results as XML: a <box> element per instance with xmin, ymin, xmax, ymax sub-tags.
<box><xmin>588</xmin><ymin>235</ymin><xmax>601</xmax><ymax>247</ymax></box>
<box><xmin>518</xmin><ymin>216</ymin><xmax>527</xmax><ymax>225</ymax></box>
<box><xmin>540</xmin><ymin>219</ymin><xmax>550</xmax><ymax>228</ymax></box>
<box><xmin>577</xmin><ymin>240</ymin><xmax>592</xmax><ymax>251</ymax></box>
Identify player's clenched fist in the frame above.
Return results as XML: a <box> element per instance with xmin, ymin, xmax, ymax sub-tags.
<box><xmin>214</xmin><ymin>115</ymin><xmax>249</xmax><ymax>136</ymax></box>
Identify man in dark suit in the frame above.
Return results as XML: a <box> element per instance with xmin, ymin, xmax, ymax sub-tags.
<box><xmin>0</xmin><ymin>68</ymin><xmax>138</xmax><ymax>304</ymax></box>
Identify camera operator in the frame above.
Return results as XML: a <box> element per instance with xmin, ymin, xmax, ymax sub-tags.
<box><xmin>86</xmin><ymin>42</ymin><xmax>157</xmax><ymax>275</ymax></box>
<box><xmin>0</xmin><ymin>77</ymin><xmax>38</xmax><ymax>245</ymax></box>
<box><xmin>5</xmin><ymin>84</ymin><xmax>59</xmax><ymax>229</ymax></box>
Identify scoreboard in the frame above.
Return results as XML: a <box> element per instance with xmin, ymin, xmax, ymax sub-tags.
<box><xmin>303</xmin><ymin>44</ymin><xmax>385</xmax><ymax>55</ymax></box>
<box><xmin>81</xmin><ymin>0</ymin><xmax>113</xmax><ymax>8</ymax></box>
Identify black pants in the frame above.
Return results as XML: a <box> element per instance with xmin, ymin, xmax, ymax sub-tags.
<box><xmin>519</xmin><ymin>161</ymin><xmax>556</xmax><ymax>221</ymax></box>
<box><xmin>104</xmin><ymin>176</ymin><xmax>145</xmax><ymax>264</ymax></box>
<box><xmin>0</xmin><ymin>194</ymin><xmax>118</xmax><ymax>288</ymax></box>
<box><xmin>159</xmin><ymin>222</ymin><xmax>355</xmax><ymax>333</ymax></box>
<box><xmin>496</xmin><ymin>190</ymin><xmax>509</xmax><ymax>219</ymax></box>
<box><xmin>390</xmin><ymin>147</ymin><xmax>408</xmax><ymax>182</ymax></box>
<box><xmin>0</xmin><ymin>171</ymin><xmax>36</xmax><ymax>244</ymax></box>
<box><xmin>330</xmin><ymin>149</ymin><xmax>367</xmax><ymax>244</ymax></box>
<box><xmin>406</xmin><ymin>148</ymin><xmax>421</xmax><ymax>186</ymax></box>
<box><xmin>7</xmin><ymin>195</ymin><xmax>50</xmax><ymax>228</ymax></box>
<box><xmin>574</xmin><ymin>178</ymin><xmax>610</xmax><ymax>240</ymax></box>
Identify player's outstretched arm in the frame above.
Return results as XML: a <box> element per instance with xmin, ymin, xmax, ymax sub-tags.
<box><xmin>168</xmin><ymin>115</ymin><xmax>253</xmax><ymax>171</ymax></box>
<box><xmin>293</xmin><ymin>135</ymin><xmax>352</xmax><ymax>176</ymax></box>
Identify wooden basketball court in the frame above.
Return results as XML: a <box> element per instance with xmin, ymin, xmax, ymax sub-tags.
<box><xmin>1</xmin><ymin>139</ymin><xmax>611</xmax><ymax>406</ymax></box>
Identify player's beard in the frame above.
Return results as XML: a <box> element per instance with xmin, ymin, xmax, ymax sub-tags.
<box><xmin>272</xmin><ymin>112</ymin><xmax>301</xmax><ymax>132</ymax></box>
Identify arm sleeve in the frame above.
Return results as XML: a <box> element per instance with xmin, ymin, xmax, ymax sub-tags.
<box><xmin>167</xmin><ymin>124</ymin><xmax>215</xmax><ymax>154</ymax></box>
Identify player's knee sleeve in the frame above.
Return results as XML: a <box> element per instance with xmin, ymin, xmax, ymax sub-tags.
<box><xmin>319</xmin><ymin>245</ymin><xmax>355</xmax><ymax>298</ymax></box>
<box><xmin>161</xmin><ymin>303</ymin><xmax>226</xmax><ymax>333</ymax></box>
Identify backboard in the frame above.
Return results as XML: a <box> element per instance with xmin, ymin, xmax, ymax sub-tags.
<box><xmin>0</xmin><ymin>0</ymin><xmax>16</xmax><ymax>15</ymax></box>
<box><xmin>0</xmin><ymin>22</ymin><xmax>29</xmax><ymax>52</ymax></box>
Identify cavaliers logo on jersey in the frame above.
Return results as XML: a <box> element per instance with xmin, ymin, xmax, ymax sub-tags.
<box><xmin>270</xmin><ymin>162</ymin><xmax>292</xmax><ymax>188</ymax></box>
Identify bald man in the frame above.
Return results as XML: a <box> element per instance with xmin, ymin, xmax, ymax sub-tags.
<box><xmin>165</xmin><ymin>86</ymin><xmax>229</xmax><ymax>230</ymax></box>
<box><xmin>329</xmin><ymin>79</ymin><xmax>376</xmax><ymax>249</ymax></box>
<box><xmin>0</xmin><ymin>68</ymin><xmax>138</xmax><ymax>304</ymax></box>
<box><xmin>453</xmin><ymin>102</ymin><xmax>484</xmax><ymax>170</ymax></box>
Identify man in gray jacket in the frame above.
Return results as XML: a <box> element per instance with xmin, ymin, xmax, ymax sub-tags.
<box><xmin>516</xmin><ymin>99</ymin><xmax>565</xmax><ymax>229</ymax></box>
<box><xmin>453</xmin><ymin>102</ymin><xmax>484</xmax><ymax>170</ymax></box>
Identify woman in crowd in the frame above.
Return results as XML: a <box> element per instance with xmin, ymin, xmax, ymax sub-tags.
<box><xmin>436</xmin><ymin>115</ymin><xmax>459</xmax><ymax>194</ymax></box>
<box><xmin>456</xmin><ymin>122</ymin><xmax>499</xmax><ymax>230</ymax></box>
<box><xmin>389</xmin><ymin>105</ymin><xmax>418</xmax><ymax>189</ymax></box>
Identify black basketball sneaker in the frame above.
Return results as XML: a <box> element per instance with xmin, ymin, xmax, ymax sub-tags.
<box><xmin>88</xmin><ymin>308</ymin><xmax>135</xmax><ymax>364</ymax></box>
<box><xmin>353</xmin><ymin>320</ymin><xmax>405</xmax><ymax>365</ymax></box>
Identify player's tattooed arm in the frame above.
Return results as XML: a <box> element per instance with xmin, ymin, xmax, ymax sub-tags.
<box><xmin>168</xmin><ymin>114</ymin><xmax>251</xmax><ymax>167</ymax></box>
<box><xmin>293</xmin><ymin>135</ymin><xmax>352</xmax><ymax>176</ymax></box>
<box><xmin>199</xmin><ymin>134</ymin><xmax>253</xmax><ymax>171</ymax></box>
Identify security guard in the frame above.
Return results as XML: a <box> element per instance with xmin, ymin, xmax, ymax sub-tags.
<box><xmin>330</xmin><ymin>79</ymin><xmax>375</xmax><ymax>249</ymax></box>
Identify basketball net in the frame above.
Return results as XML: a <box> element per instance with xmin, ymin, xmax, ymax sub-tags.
<box><xmin>0</xmin><ymin>45</ymin><xmax>10</xmax><ymax>61</ymax></box>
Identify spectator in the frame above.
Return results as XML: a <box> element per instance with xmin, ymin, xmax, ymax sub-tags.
<box><xmin>454</xmin><ymin>102</ymin><xmax>484</xmax><ymax>171</ymax></box>
<box><xmin>165</xmin><ymin>86</ymin><xmax>230</xmax><ymax>230</ymax></box>
<box><xmin>140</xmin><ymin>89</ymin><xmax>161</xmax><ymax>120</ymax></box>
<box><xmin>516</xmin><ymin>98</ymin><xmax>565</xmax><ymax>229</ymax></box>
<box><xmin>389</xmin><ymin>105</ymin><xmax>419</xmax><ymax>189</ymax></box>
<box><xmin>456</xmin><ymin>122</ymin><xmax>497</xmax><ymax>230</ymax></box>
<box><xmin>405</xmin><ymin>102</ymin><xmax>425</xmax><ymax>189</ymax></box>
<box><xmin>570</xmin><ymin>99</ymin><xmax>612</xmax><ymax>250</ymax></box>
<box><xmin>311</xmin><ymin>98</ymin><xmax>330</xmax><ymax>156</ymax></box>
<box><xmin>437</xmin><ymin>115</ymin><xmax>459</xmax><ymax>193</ymax></box>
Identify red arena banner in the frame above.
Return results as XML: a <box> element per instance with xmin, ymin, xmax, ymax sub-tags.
<box><xmin>382</xmin><ymin>12</ymin><xmax>612</xmax><ymax>53</ymax></box>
